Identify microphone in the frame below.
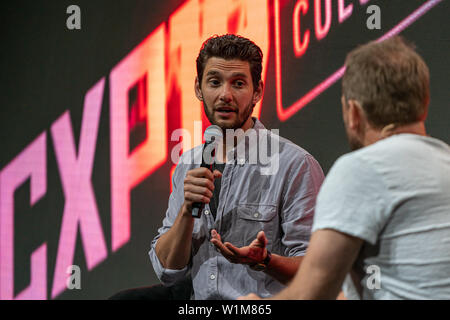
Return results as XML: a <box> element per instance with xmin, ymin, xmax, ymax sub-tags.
<box><xmin>191</xmin><ymin>125</ymin><xmax>223</xmax><ymax>218</ymax></box>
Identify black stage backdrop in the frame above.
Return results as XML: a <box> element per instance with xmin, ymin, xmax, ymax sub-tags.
<box><xmin>0</xmin><ymin>0</ymin><xmax>448</xmax><ymax>299</ymax></box>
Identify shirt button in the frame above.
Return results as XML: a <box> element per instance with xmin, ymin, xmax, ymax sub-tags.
<box><xmin>204</xmin><ymin>210</ymin><xmax>209</xmax><ymax>215</ymax></box>
<box><xmin>238</xmin><ymin>158</ymin><xmax>245</xmax><ymax>165</ymax></box>
<box><xmin>210</xmin><ymin>274</ymin><xmax>216</xmax><ymax>280</ymax></box>
<box><xmin>253</xmin><ymin>212</ymin><xmax>259</xmax><ymax>218</ymax></box>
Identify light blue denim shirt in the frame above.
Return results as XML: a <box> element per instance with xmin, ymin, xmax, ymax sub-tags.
<box><xmin>149</xmin><ymin>119</ymin><xmax>324</xmax><ymax>300</ymax></box>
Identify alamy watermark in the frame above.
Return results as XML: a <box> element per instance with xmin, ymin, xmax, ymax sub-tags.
<box><xmin>66</xmin><ymin>265</ymin><xmax>81</xmax><ymax>290</ymax></box>
<box><xmin>66</xmin><ymin>5</ymin><xmax>81</xmax><ymax>30</ymax></box>
<box><xmin>366</xmin><ymin>264</ymin><xmax>381</xmax><ymax>290</ymax></box>
<box><xmin>366</xmin><ymin>5</ymin><xmax>381</xmax><ymax>30</ymax></box>
<box><xmin>170</xmin><ymin>122</ymin><xmax>280</xmax><ymax>175</ymax></box>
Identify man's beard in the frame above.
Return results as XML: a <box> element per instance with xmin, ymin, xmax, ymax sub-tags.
<box><xmin>347</xmin><ymin>135</ymin><xmax>364</xmax><ymax>151</ymax></box>
<box><xmin>345</xmin><ymin>125</ymin><xmax>365</xmax><ymax>151</ymax></box>
<box><xmin>203</xmin><ymin>101</ymin><xmax>254</xmax><ymax>130</ymax></box>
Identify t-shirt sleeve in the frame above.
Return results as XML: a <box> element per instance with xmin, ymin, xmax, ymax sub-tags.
<box><xmin>312</xmin><ymin>154</ymin><xmax>391</xmax><ymax>245</ymax></box>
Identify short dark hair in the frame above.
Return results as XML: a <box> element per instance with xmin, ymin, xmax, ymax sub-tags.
<box><xmin>196</xmin><ymin>34</ymin><xmax>263</xmax><ymax>90</ymax></box>
<box><xmin>342</xmin><ymin>36</ymin><xmax>430</xmax><ymax>128</ymax></box>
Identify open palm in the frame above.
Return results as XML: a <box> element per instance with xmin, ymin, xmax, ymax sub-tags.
<box><xmin>210</xmin><ymin>229</ymin><xmax>268</xmax><ymax>265</ymax></box>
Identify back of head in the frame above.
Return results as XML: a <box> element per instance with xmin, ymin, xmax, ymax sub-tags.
<box><xmin>342</xmin><ymin>36</ymin><xmax>430</xmax><ymax>129</ymax></box>
<box><xmin>196</xmin><ymin>34</ymin><xmax>263</xmax><ymax>90</ymax></box>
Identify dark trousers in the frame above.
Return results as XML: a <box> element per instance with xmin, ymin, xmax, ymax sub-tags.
<box><xmin>108</xmin><ymin>276</ymin><xmax>193</xmax><ymax>300</ymax></box>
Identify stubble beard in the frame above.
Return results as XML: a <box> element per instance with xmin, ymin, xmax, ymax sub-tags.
<box><xmin>348</xmin><ymin>135</ymin><xmax>364</xmax><ymax>151</ymax></box>
<box><xmin>346</xmin><ymin>125</ymin><xmax>365</xmax><ymax>151</ymax></box>
<box><xmin>203</xmin><ymin>101</ymin><xmax>254</xmax><ymax>131</ymax></box>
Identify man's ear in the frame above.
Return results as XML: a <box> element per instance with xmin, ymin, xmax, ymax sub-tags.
<box><xmin>194</xmin><ymin>76</ymin><xmax>203</xmax><ymax>101</ymax></box>
<box><xmin>347</xmin><ymin>100</ymin><xmax>364</xmax><ymax>131</ymax></box>
<box><xmin>252</xmin><ymin>80</ymin><xmax>264</xmax><ymax>105</ymax></box>
<box><xmin>341</xmin><ymin>95</ymin><xmax>348</xmax><ymax>123</ymax></box>
<box><xmin>418</xmin><ymin>102</ymin><xmax>429</xmax><ymax>122</ymax></box>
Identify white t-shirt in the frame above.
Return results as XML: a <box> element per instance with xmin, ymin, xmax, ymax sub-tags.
<box><xmin>312</xmin><ymin>134</ymin><xmax>450</xmax><ymax>299</ymax></box>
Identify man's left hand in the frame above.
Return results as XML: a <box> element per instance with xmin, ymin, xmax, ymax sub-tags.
<box><xmin>210</xmin><ymin>229</ymin><xmax>268</xmax><ymax>265</ymax></box>
<box><xmin>237</xmin><ymin>293</ymin><xmax>262</xmax><ymax>300</ymax></box>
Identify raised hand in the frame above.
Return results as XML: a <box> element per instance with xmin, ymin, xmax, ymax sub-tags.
<box><xmin>182</xmin><ymin>167</ymin><xmax>222</xmax><ymax>214</ymax></box>
<box><xmin>237</xmin><ymin>293</ymin><xmax>262</xmax><ymax>300</ymax></box>
<box><xmin>210</xmin><ymin>229</ymin><xmax>268</xmax><ymax>265</ymax></box>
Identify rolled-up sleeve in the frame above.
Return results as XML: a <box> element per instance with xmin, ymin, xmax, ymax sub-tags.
<box><xmin>148</xmin><ymin>161</ymin><xmax>191</xmax><ymax>286</ymax></box>
<box><xmin>280</xmin><ymin>152</ymin><xmax>324</xmax><ymax>257</ymax></box>
<box><xmin>149</xmin><ymin>247</ymin><xmax>189</xmax><ymax>286</ymax></box>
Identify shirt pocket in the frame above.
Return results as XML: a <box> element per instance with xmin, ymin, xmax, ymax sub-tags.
<box><xmin>228</xmin><ymin>204</ymin><xmax>278</xmax><ymax>249</ymax></box>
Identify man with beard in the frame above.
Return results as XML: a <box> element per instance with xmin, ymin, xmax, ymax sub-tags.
<box><xmin>240</xmin><ymin>36</ymin><xmax>450</xmax><ymax>300</ymax></box>
<box><xmin>149</xmin><ymin>34</ymin><xmax>324</xmax><ymax>300</ymax></box>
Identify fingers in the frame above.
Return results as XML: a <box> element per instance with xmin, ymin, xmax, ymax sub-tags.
<box><xmin>257</xmin><ymin>231</ymin><xmax>268</xmax><ymax>247</ymax></box>
<box><xmin>211</xmin><ymin>231</ymin><xmax>239</xmax><ymax>262</ymax></box>
<box><xmin>224</xmin><ymin>242</ymin><xmax>243</xmax><ymax>256</ymax></box>
<box><xmin>183</xmin><ymin>168</ymin><xmax>216</xmax><ymax>206</ymax></box>
<box><xmin>184</xmin><ymin>184</ymin><xmax>213</xmax><ymax>199</ymax></box>
<box><xmin>211</xmin><ymin>229</ymin><xmax>221</xmax><ymax>242</ymax></box>
<box><xmin>224</xmin><ymin>242</ymin><xmax>262</xmax><ymax>265</ymax></box>
<box><xmin>212</xmin><ymin>239</ymin><xmax>235</xmax><ymax>258</ymax></box>
<box><xmin>184</xmin><ymin>191</ymin><xmax>211</xmax><ymax>204</ymax></box>
<box><xmin>184</xmin><ymin>175</ymin><xmax>215</xmax><ymax>190</ymax></box>
<box><xmin>188</xmin><ymin>167</ymin><xmax>215</xmax><ymax>180</ymax></box>
<box><xmin>247</xmin><ymin>231</ymin><xmax>266</xmax><ymax>249</ymax></box>
<box><xmin>186</xmin><ymin>167</ymin><xmax>221</xmax><ymax>183</ymax></box>
<box><xmin>211</xmin><ymin>230</ymin><xmax>269</xmax><ymax>265</ymax></box>
<box><xmin>237</xmin><ymin>293</ymin><xmax>261</xmax><ymax>300</ymax></box>
<box><xmin>213</xmin><ymin>169</ymin><xmax>222</xmax><ymax>179</ymax></box>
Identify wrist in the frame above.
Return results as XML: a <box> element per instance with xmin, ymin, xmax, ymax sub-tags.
<box><xmin>181</xmin><ymin>203</ymin><xmax>193</xmax><ymax>217</ymax></box>
<box><xmin>262</xmin><ymin>250</ymin><xmax>272</xmax><ymax>266</ymax></box>
<box><xmin>249</xmin><ymin>250</ymin><xmax>272</xmax><ymax>271</ymax></box>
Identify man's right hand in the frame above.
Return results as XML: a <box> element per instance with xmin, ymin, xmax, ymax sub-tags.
<box><xmin>155</xmin><ymin>166</ymin><xmax>222</xmax><ymax>269</ymax></box>
<box><xmin>182</xmin><ymin>167</ymin><xmax>222</xmax><ymax>215</ymax></box>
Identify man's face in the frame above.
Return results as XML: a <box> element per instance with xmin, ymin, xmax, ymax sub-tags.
<box><xmin>195</xmin><ymin>57</ymin><xmax>262</xmax><ymax>131</ymax></box>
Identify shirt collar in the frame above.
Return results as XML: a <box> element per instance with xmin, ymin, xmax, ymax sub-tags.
<box><xmin>223</xmin><ymin>117</ymin><xmax>267</xmax><ymax>165</ymax></box>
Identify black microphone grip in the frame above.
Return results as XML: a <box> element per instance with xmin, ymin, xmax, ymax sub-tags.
<box><xmin>191</xmin><ymin>162</ymin><xmax>212</xmax><ymax>218</ymax></box>
<box><xmin>191</xmin><ymin>142</ymin><xmax>214</xmax><ymax>218</ymax></box>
